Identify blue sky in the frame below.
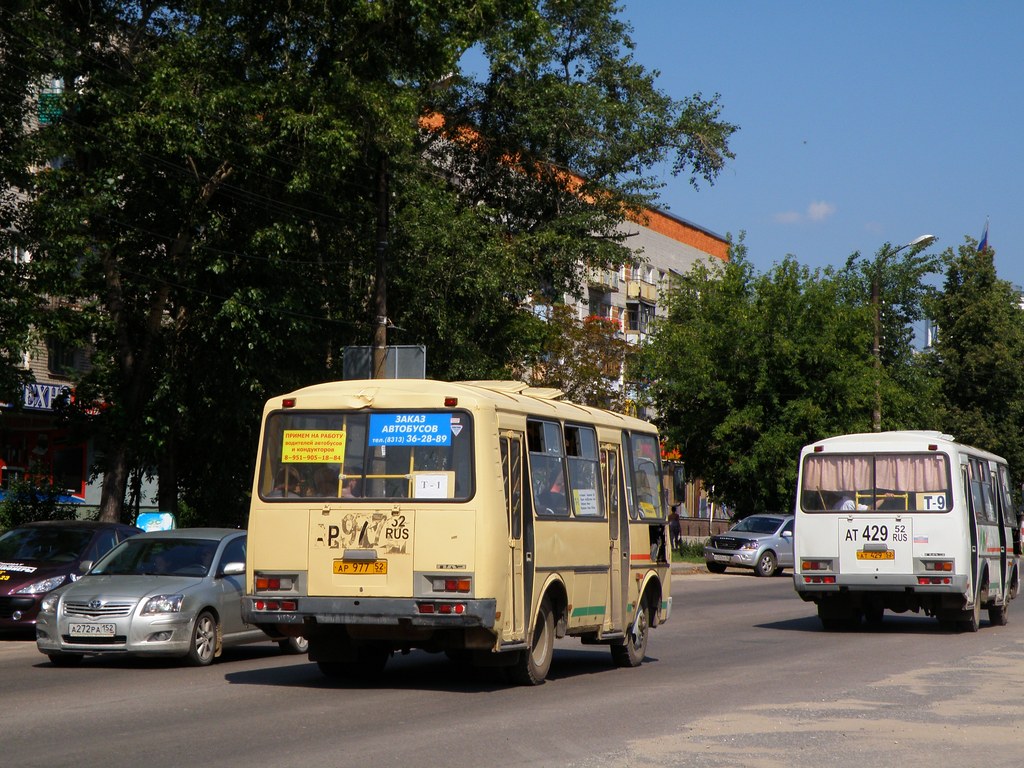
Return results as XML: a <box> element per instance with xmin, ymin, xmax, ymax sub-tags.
<box><xmin>619</xmin><ymin>0</ymin><xmax>1024</xmax><ymax>288</ymax></box>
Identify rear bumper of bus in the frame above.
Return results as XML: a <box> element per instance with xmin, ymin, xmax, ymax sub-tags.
<box><xmin>243</xmin><ymin>596</ymin><xmax>498</xmax><ymax>629</ymax></box>
<box><xmin>794</xmin><ymin>572</ymin><xmax>969</xmax><ymax>597</ymax></box>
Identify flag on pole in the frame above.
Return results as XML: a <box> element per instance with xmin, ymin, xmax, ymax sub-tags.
<box><xmin>978</xmin><ymin>218</ymin><xmax>989</xmax><ymax>252</ymax></box>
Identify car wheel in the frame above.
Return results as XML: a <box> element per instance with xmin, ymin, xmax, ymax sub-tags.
<box><xmin>754</xmin><ymin>550</ymin><xmax>777</xmax><ymax>577</ymax></box>
<box><xmin>611</xmin><ymin>602</ymin><xmax>649</xmax><ymax>668</ymax></box>
<box><xmin>508</xmin><ymin>596</ymin><xmax>555</xmax><ymax>685</ymax></box>
<box><xmin>705</xmin><ymin>562</ymin><xmax>727</xmax><ymax>574</ymax></box>
<box><xmin>47</xmin><ymin>652</ymin><xmax>84</xmax><ymax>667</ymax></box>
<box><xmin>279</xmin><ymin>636</ymin><xmax>309</xmax><ymax>654</ymax></box>
<box><xmin>186</xmin><ymin>610</ymin><xmax>218</xmax><ymax>666</ymax></box>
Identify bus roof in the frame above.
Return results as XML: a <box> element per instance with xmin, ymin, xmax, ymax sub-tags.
<box><xmin>802</xmin><ymin>430</ymin><xmax>1006</xmax><ymax>463</ymax></box>
<box><xmin>264</xmin><ymin>378</ymin><xmax>658</xmax><ymax>434</ymax></box>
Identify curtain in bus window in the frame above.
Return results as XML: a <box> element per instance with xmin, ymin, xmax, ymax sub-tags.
<box><xmin>801</xmin><ymin>456</ymin><xmax>872</xmax><ymax>510</ymax></box>
<box><xmin>874</xmin><ymin>454</ymin><xmax>950</xmax><ymax>512</ymax></box>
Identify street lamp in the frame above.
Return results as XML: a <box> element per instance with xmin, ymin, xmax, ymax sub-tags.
<box><xmin>870</xmin><ymin>234</ymin><xmax>937</xmax><ymax>432</ymax></box>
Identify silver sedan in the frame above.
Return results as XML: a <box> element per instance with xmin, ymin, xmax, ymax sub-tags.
<box><xmin>35</xmin><ymin>528</ymin><xmax>306</xmax><ymax>666</ymax></box>
<box><xmin>704</xmin><ymin>514</ymin><xmax>795</xmax><ymax>577</ymax></box>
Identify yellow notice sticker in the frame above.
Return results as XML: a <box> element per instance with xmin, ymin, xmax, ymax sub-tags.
<box><xmin>282</xmin><ymin>430</ymin><xmax>347</xmax><ymax>463</ymax></box>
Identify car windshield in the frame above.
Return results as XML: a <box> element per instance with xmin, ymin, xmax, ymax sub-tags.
<box><xmin>0</xmin><ymin>527</ymin><xmax>92</xmax><ymax>563</ymax></box>
<box><xmin>93</xmin><ymin>539</ymin><xmax>218</xmax><ymax>577</ymax></box>
<box><xmin>730</xmin><ymin>517</ymin><xmax>783</xmax><ymax>535</ymax></box>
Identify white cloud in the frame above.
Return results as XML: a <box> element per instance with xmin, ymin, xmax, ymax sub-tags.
<box><xmin>807</xmin><ymin>200</ymin><xmax>837</xmax><ymax>221</ymax></box>
<box><xmin>774</xmin><ymin>200</ymin><xmax>837</xmax><ymax>224</ymax></box>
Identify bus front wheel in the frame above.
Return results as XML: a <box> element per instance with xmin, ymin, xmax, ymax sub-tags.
<box><xmin>509</xmin><ymin>597</ymin><xmax>555</xmax><ymax>686</ymax></box>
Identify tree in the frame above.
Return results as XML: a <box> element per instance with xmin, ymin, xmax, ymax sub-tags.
<box><xmin>524</xmin><ymin>302</ymin><xmax>630</xmax><ymax>410</ymax></box>
<box><xmin>417</xmin><ymin>0</ymin><xmax>738</xmax><ymax>346</ymax></box>
<box><xmin>634</xmin><ymin>244</ymin><xmax>880</xmax><ymax>514</ymax></box>
<box><xmin>844</xmin><ymin>239</ymin><xmax>942</xmax><ymax>432</ymax></box>
<box><xmin>1</xmin><ymin>0</ymin><xmax>737</xmax><ymax>524</ymax></box>
<box><xmin>925</xmin><ymin>239</ymin><xmax>1024</xmax><ymax>485</ymax></box>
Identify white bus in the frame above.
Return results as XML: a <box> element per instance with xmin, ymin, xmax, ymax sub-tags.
<box><xmin>242</xmin><ymin>379</ymin><xmax>672</xmax><ymax>684</ymax></box>
<box><xmin>794</xmin><ymin>431</ymin><xmax>1021</xmax><ymax>631</ymax></box>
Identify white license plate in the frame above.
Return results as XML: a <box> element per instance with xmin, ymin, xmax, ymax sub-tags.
<box><xmin>69</xmin><ymin>623</ymin><xmax>115</xmax><ymax>637</ymax></box>
<box><xmin>714</xmin><ymin>554</ymin><xmax>729</xmax><ymax>562</ymax></box>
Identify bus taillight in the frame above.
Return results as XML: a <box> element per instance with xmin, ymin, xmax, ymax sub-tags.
<box><xmin>254</xmin><ymin>599</ymin><xmax>298</xmax><ymax>611</ymax></box>
<box><xmin>430</xmin><ymin>577</ymin><xmax>471</xmax><ymax>593</ymax></box>
<box><xmin>923</xmin><ymin>560</ymin><xmax>954</xmax><ymax>572</ymax></box>
<box><xmin>255</xmin><ymin>574</ymin><xmax>295</xmax><ymax>591</ymax></box>
<box><xmin>801</xmin><ymin>559</ymin><xmax>833</xmax><ymax>571</ymax></box>
<box><xmin>416</xmin><ymin>601</ymin><xmax>467</xmax><ymax>615</ymax></box>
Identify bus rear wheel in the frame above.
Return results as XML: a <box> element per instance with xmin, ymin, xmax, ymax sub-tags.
<box><xmin>611</xmin><ymin>603</ymin><xmax>649</xmax><ymax>668</ymax></box>
<box><xmin>509</xmin><ymin>597</ymin><xmax>554</xmax><ymax>686</ymax></box>
<box><xmin>988</xmin><ymin>601</ymin><xmax>1009</xmax><ymax>627</ymax></box>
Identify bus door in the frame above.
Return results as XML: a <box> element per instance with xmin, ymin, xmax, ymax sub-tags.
<box><xmin>500</xmin><ymin>434</ymin><xmax>528</xmax><ymax>640</ymax></box>
<box><xmin>966</xmin><ymin>457</ymin><xmax>1003</xmax><ymax>600</ymax></box>
<box><xmin>994</xmin><ymin>464</ymin><xmax>1015</xmax><ymax>599</ymax></box>
<box><xmin>602</xmin><ymin>446</ymin><xmax>623</xmax><ymax>631</ymax></box>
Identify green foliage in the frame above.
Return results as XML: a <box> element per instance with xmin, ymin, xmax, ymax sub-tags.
<box><xmin>1</xmin><ymin>1</ymin><xmax>738</xmax><ymax>525</ymax></box>
<box><xmin>526</xmin><ymin>302</ymin><xmax>631</xmax><ymax>410</ymax></box>
<box><xmin>633</xmin><ymin>239</ymin><xmax>941</xmax><ymax>515</ymax></box>
<box><xmin>674</xmin><ymin>538</ymin><xmax>709</xmax><ymax>561</ymax></box>
<box><xmin>925</xmin><ymin>240</ymin><xmax>1024</xmax><ymax>488</ymax></box>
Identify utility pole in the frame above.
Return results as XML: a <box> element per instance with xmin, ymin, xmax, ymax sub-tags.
<box><xmin>373</xmin><ymin>153</ymin><xmax>389</xmax><ymax>379</ymax></box>
<box><xmin>869</xmin><ymin>234</ymin><xmax>936</xmax><ymax>432</ymax></box>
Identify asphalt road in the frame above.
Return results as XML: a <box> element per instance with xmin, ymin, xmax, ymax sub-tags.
<box><xmin>3</xmin><ymin>570</ymin><xmax>1023</xmax><ymax>768</ymax></box>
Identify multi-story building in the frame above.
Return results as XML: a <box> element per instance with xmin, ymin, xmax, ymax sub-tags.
<box><xmin>578</xmin><ymin>207</ymin><xmax>728</xmax><ymax>344</ymax></box>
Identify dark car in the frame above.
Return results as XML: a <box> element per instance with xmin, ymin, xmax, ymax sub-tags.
<box><xmin>704</xmin><ymin>514</ymin><xmax>795</xmax><ymax>577</ymax></box>
<box><xmin>0</xmin><ymin>520</ymin><xmax>142</xmax><ymax>632</ymax></box>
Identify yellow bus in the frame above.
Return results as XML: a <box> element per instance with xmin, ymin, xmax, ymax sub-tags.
<box><xmin>242</xmin><ymin>379</ymin><xmax>672</xmax><ymax>685</ymax></box>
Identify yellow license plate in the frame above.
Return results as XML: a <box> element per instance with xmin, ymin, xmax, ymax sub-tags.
<box><xmin>334</xmin><ymin>560</ymin><xmax>388</xmax><ymax>575</ymax></box>
<box><xmin>856</xmin><ymin>550</ymin><xmax>894</xmax><ymax>560</ymax></box>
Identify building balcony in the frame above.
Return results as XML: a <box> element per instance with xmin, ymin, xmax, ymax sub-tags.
<box><xmin>586</xmin><ymin>267</ymin><xmax>620</xmax><ymax>292</ymax></box>
<box><xmin>625</xmin><ymin>279</ymin><xmax>657</xmax><ymax>302</ymax></box>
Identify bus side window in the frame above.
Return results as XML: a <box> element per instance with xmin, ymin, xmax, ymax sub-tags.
<box><xmin>565</xmin><ymin>425</ymin><xmax>603</xmax><ymax>518</ymax></box>
<box><xmin>501</xmin><ymin>436</ymin><xmax>524</xmax><ymax>539</ymax></box>
<box><xmin>527</xmin><ymin>419</ymin><xmax>569</xmax><ymax>517</ymax></box>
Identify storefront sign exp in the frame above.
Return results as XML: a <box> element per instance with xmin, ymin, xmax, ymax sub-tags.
<box><xmin>22</xmin><ymin>383</ymin><xmax>70</xmax><ymax>411</ymax></box>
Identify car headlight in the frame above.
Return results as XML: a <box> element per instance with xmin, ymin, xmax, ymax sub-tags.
<box><xmin>740</xmin><ymin>540</ymin><xmax>760</xmax><ymax>550</ymax></box>
<box><xmin>15</xmin><ymin>575</ymin><xmax>68</xmax><ymax>595</ymax></box>
<box><xmin>40</xmin><ymin>591</ymin><xmax>64</xmax><ymax>613</ymax></box>
<box><xmin>141</xmin><ymin>594</ymin><xmax>184</xmax><ymax>614</ymax></box>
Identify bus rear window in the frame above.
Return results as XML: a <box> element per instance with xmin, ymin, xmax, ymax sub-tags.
<box><xmin>801</xmin><ymin>453</ymin><xmax>951</xmax><ymax>512</ymax></box>
<box><xmin>258</xmin><ymin>410</ymin><xmax>474</xmax><ymax>502</ymax></box>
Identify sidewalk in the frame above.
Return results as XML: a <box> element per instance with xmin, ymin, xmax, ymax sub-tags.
<box><xmin>671</xmin><ymin>561</ymin><xmax>708</xmax><ymax>575</ymax></box>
